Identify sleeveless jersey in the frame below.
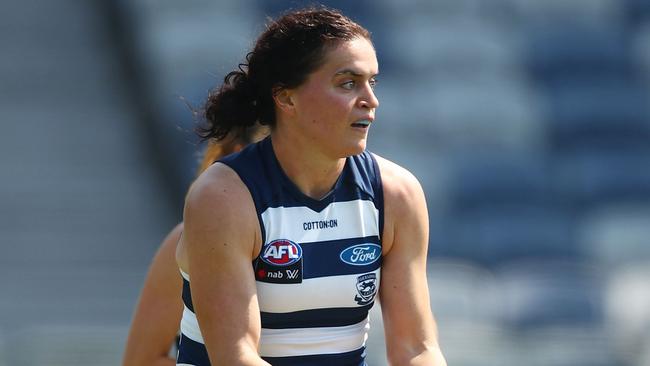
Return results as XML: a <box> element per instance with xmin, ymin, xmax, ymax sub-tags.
<box><xmin>177</xmin><ymin>137</ymin><xmax>384</xmax><ymax>366</ymax></box>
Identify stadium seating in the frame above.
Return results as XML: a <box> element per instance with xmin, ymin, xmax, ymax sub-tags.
<box><xmin>446</xmin><ymin>206</ymin><xmax>576</xmax><ymax>267</ymax></box>
<box><xmin>578</xmin><ymin>205</ymin><xmax>650</xmax><ymax>267</ymax></box>
<box><xmin>622</xmin><ymin>0</ymin><xmax>650</xmax><ymax>26</ymax></box>
<box><xmin>507</xmin><ymin>0</ymin><xmax>623</xmax><ymax>27</ymax></box>
<box><xmin>425</xmin><ymin>81</ymin><xmax>545</xmax><ymax>152</ymax></box>
<box><xmin>551</xmin><ymin>148</ymin><xmax>650</xmax><ymax>210</ymax></box>
<box><xmin>541</xmin><ymin>78</ymin><xmax>650</xmax><ymax>152</ymax></box>
<box><xmin>492</xmin><ymin>260</ymin><xmax>605</xmax><ymax>330</ymax></box>
<box><xmin>385</xmin><ymin>19</ymin><xmax>523</xmax><ymax>79</ymax></box>
<box><xmin>631</xmin><ymin>21</ymin><xmax>650</xmax><ymax>84</ymax></box>
<box><xmin>445</xmin><ymin>152</ymin><xmax>551</xmax><ymax>212</ymax></box>
<box><xmin>524</xmin><ymin>23</ymin><xmax>631</xmax><ymax>87</ymax></box>
<box><xmin>113</xmin><ymin>0</ymin><xmax>262</xmax><ymax>198</ymax></box>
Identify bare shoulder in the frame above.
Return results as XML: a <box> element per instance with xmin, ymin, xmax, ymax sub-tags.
<box><xmin>181</xmin><ymin>162</ymin><xmax>260</xmax><ymax>264</ymax></box>
<box><xmin>372</xmin><ymin>153</ymin><xmax>425</xmax><ymax>206</ymax></box>
<box><xmin>185</xmin><ymin>162</ymin><xmax>253</xmax><ymax>217</ymax></box>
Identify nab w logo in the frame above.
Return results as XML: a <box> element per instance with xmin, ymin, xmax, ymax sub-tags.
<box><xmin>261</xmin><ymin>239</ymin><xmax>303</xmax><ymax>266</ymax></box>
<box><xmin>286</xmin><ymin>269</ymin><xmax>300</xmax><ymax>279</ymax></box>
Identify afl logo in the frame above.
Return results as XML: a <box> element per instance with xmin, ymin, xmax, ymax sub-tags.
<box><xmin>340</xmin><ymin>244</ymin><xmax>381</xmax><ymax>266</ymax></box>
<box><xmin>261</xmin><ymin>239</ymin><xmax>303</xmax><ymax>266</ymax></box>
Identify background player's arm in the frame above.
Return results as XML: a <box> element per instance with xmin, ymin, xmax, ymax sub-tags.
<box><xmin>123</xmin><ymin>224</ymin><xmax>184</xmax><ymax>366</ymax></box>
<box><xmin>182</xmin><ymin>164</ymin><xmax>270</xmax><ymax>366</ymax></box>
<box><xmin>375</xmin><ymin>155</ymin><xmax>447</xmax><ymax>366</ymax></box>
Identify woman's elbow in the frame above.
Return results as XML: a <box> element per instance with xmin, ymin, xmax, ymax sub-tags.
<box><xmin>387</xmin><ymin>341</ymin><xmax>446</xmax><ymax>366</ymax></box>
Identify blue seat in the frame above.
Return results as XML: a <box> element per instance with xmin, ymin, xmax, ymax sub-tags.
<box><xmin>417</xmin><ymin>80</ymin><xmax>545</xmax><ymax>152</ymax></box>
<box><xmin>524</xmin><ymin>23</ymin><xmax>632</xmax><ymax>85</ymax></box>
<box><xmin>493</xmin><ymin>260</ymin><xmax>605</xmax><ymax>330</ymax></box>
<box><xmin>446</xmin><ymin>153</ymin><xmax>552</xmax><ymax>213</ymax></box>
<box><xmin>552</xmin><ymin>148</ymin><xmax>650</xmax><ymax>209</ymax></box>
<box><xmin>622</xmin><ymin>0</ymin><xmax>650</xmax><ymax>26</ymax></box>
<box><xmin>445</xmin><ymin>206</ymin><xmax>577</xmax><ymax>267</ymax></box>
<box><xmin>578</xmin><ymin>206</ymin><xmax>650</xmax><ymax>267</ymax></box>
<box><xmin>508</xmin><ymin>0</ymin><xmax>623</xmax><ymax>28</ymax></box>
<box><xmin>441</xmin><ymin>153</ymin><xmax>578</xmax><ymax>265</ymax></box>
<box><xmin>542</xmin><ymin>78</ymin><xmax>650</xmax><ymax>152</ymax></box>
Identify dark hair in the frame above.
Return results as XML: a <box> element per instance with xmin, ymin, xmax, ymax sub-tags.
<box><xmin>198</xmin><ymin>6</ymin><xmax>371</xmax><ymax>141</ymax></box>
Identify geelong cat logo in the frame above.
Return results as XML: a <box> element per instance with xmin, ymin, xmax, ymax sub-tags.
<box><xmin>355</xmin><ymin>273</ymin><xmax>378</xmax><ymax>305</ymax></box>
<box><xmin>340</xmin><ymin>243</ymin><xmax>381</xmax><ymax>266</ymax></box>
<box><xmin>261</xmin><ymin>239</ymin><xmax>302</xmax><ymax>266</ymax></box>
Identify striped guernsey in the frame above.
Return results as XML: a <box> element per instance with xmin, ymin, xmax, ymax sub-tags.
<box><xmin>177</xmin><ymin>137</ymin><xmax>384</xmax><ymax>366</ymax></box>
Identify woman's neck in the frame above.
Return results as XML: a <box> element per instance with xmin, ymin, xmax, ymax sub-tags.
<box><xmin>271</xmin><ymin>132</ymin><xmax>346</xmax><ymax>200</ymax></box>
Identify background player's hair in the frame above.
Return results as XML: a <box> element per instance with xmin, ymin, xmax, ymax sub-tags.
<box><xmin>196</xmin><ymin>123</ymin><xmax>268</xmax><ymax>175</ymax></box>
<box><xmin>197</xmin><ymin>6</ymin><xmax>372</xmax><ymax>142</ymax></box>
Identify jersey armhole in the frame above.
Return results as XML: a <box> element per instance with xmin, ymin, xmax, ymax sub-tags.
<box><xmin>369</xmin><ymin>152</ymin><xmax>385</xmax><ymax>245</ymax></box>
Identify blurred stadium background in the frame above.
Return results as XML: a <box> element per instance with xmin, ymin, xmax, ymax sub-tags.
<box><xmin>1</xmin><ymin>0</ymin><xmax>650</xmax><ymax>365</ymax></box>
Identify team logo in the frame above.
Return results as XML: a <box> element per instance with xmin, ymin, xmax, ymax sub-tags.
<box><xmin>340</xmin><ymin>244</ymin><xmax>381</xmax><ymax>266</ymax></box>
<box><xmin>256</xmin><ymin>239</ymin><xmax>303</xmax><ymax>284</ymax></box>
<box><xmin>260</xmin><ymin>239</ymin><xmax>302</xmax><ymax>266</ymax></box>
<box><xmin>354</xmin><ymin>273</ymin><xmax>378</xmax><ymax>305</ymax></box>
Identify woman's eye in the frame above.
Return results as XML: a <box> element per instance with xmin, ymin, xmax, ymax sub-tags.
<box><xmin>369</xmin><ymin>79</ymin><xmax>378</xmax><ymax>89</ymax></box>
<box><xmin>341</xmin><ymin>81</ymin><xmax>355</xmax><ymax>90</ymax></box>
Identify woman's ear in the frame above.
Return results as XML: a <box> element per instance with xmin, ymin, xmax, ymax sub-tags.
<box><xmin>272</xmin><ymin>87</ymin><xmax>296</xmax><ymax>115</ymax></box>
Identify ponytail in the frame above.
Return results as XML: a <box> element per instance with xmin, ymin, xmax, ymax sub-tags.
<box><xmin>198</xmin><ymin>62</ymin><xmax>260</xmax><ymax>142</ymax></box>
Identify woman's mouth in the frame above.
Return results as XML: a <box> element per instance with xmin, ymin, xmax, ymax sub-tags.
<box><xmin>351</xmin><ymin>119</ymin><xmax>372</xmax><ymax>128</ymax></box>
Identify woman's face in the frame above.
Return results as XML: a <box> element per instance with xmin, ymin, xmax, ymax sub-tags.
<box><xmin>288</xmin><ymin>37</ymin><xmax>379</xmax><ymax>159</ymax></box>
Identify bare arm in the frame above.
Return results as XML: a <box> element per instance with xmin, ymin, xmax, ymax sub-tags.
<box><xmin>182</xmin><ymin>163</ymin><xmax>270</xmax><ymax>366</ymax></box>
<box><xmin>123</xmin><ymin>224</ymin><xmax>184</xmax><ymax>366</ymax></box>
<box><xmin>376</xmin><ymin>155</ymin><xmax>447</xmax><ymax>366</ymax></box>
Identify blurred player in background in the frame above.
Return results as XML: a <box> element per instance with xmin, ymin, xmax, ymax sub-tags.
<box><xmin>122</xmin><ymin>124</ymin><xmax>267</xmax><ymax>366</ymax></box>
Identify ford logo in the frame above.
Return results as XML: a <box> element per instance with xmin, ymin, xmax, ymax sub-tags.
<box><xmin>340</xmin><ymin>244</ymin><xmax>381</xmax><ymax>266</ymax></box>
